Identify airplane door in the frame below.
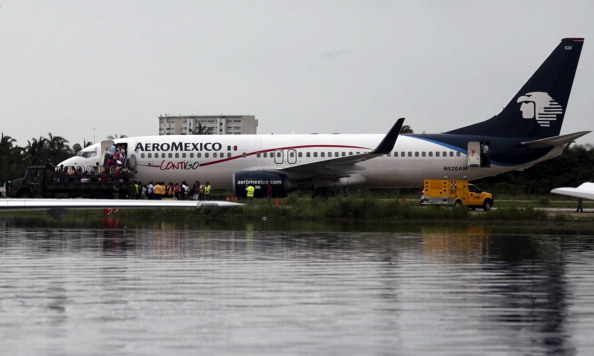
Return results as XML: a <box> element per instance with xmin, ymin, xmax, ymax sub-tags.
<box><xmin>274</xmin><ymin>149</ymin><xmax>284</xmax><ymax>164</ymax></box>
<box><xmin>101</xmin><ymin>140</ymin><xmax>115</xmax><ymax>165</ymax></box>
<box><xmin>467</xmin><ymin>141</ymin><xmax>481</xmax><ymax>167</ymax></box>
<box><xmin>287</xmin><ymin>149</ymin><xmax>297</xmax><ymax>164</ymax></box>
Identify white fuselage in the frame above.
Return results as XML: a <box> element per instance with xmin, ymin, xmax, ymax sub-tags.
<box><xmin>58</xmin><ymin>133</ymin><xmax>553</xmax><ymax>189</ymax></box>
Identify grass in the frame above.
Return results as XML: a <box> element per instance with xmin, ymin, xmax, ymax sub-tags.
<box><xmin>3</xmin><ymin>192</ymin><xmax>592</xmax><ymax>223</ymax></box>
<box><xmin>100</xmin><ymin>194</ymin><xmax>591</xmax><ymax>223</ymax></box>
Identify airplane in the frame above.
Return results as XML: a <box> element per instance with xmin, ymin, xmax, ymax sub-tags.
<box><xmin>551</xmin><ymin>183</ymin><xmax>594</xmax><ymax>201</ymax></box>
<box><xmin>58</xmin><ymin>38</ymin><xmax>589</xmax><ymax>199</ymax></box>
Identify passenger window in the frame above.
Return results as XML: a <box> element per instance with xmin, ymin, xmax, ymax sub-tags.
<box><xmin>314</xmin><ymin>152</ymin><xmax>318</xmax><ymax>158</ymax></box>
<box><xmin>408</xmin><ymin>152</ymin><xmax>412</xmax><ymax>157</ymax></box>
<box><xmin>321</xmin><ymin>152</ymin><xmax>325</xmax><ymax>158</ymax></box>
<box><xmin>415</xmin><ymin>152</ymin><xmax>419</xmax><ymax>157</ymax></box>
<box><xmin>422</xmin><ymin>152</ymin><xmax>426</xmax><ymax>157</ymax></box>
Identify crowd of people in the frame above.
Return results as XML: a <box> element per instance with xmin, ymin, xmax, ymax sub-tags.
<box><xmin>46</xmin><ymin>143</ymin><xmax>218</xmax><ymax>200</ymax></box>
<box><xmin>144</xmin><ymin>181</ymin><xmax>212</xmax><ymax>201</ymax></box>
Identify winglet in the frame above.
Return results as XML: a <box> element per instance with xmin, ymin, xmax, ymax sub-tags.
<box><xmin>371</xmin><ymin>118</ymin><xmax>404</xmax><ymax>155</ymax></box>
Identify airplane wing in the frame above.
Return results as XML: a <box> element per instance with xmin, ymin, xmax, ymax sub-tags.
<box><xmin>256</xmin><ymin>118</ymin><xmax>404</xmax><ymax>180</ymax></box>
<box><xmin>0</xmin><ymin>199</ymin><xmax>244</xmax><ymax>210</ymax></box>
<box><xmin>0</xmin><ymin>199</ymin><xmax>244</xmax><ymax>219</ymax></box>
<box><xmin>551</xmin><ymin>182</ymin><xmax>594</xmax><ymax>200</ymax></box>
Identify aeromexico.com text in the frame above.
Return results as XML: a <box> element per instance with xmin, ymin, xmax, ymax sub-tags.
<box><xmin>237</xmin><ymin>179</ymin><xmax>283</xmax><ymax>185</ymax></box>
<box><xmin>135</xmin><ymin>142</ymin><xmax>223</xmax><ymax>152</ymax></box>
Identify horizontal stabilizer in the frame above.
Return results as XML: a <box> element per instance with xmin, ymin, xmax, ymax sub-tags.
<box><xmin>521</xmin><ymin>131</ymin><xmax>591</xmax><ymax>148</ymax></box>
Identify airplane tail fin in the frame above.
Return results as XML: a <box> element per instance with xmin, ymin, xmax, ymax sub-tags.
<box><xmin>446</xmin><ymin>38</ymin><xmax>584</xmax><ymax>138</ymax></box>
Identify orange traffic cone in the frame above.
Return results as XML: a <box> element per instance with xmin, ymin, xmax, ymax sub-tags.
<box><xmin>275</xmin><ymin>198</ymin><xmax>280</xmax><ymax>206</ymax></box>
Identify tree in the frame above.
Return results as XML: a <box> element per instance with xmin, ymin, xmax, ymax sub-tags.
<box><xmin>400</xmin><ymin>125</ymin><xmax>414</xmax><ymax>134</ymax></box>
<box><xmin>107</xmin><ymin>134</ymin><xmax>128</xmax><ymax>140</ymax></box>
<box><xmin>190</xmin><ymin>123</ymin><xmax>213</xmax><ymax>135</ymax></box>
<box><xmin>0</xmin><ymin>134</ymin><xmax>22</xmax><ymax>183</ymax></box>
<box><xmin>72</xmin><ymin>140</ymin><xmax>92</xmax><ymax>155</ymax></box>
<box><xmin>23</xmin><ymin>137</ymin><xmax>49</xmax><ymax>166</ymax></box>
<box><xmin>46</xmin><ymin>133</ymin><xmax>71</xmax><ymax>165</ymax></box>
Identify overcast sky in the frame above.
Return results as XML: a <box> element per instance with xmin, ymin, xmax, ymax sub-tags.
<box><xmin>2</xmin><ymin>0</ymin><xmax>594</xmax><ymax>147</ymax></box>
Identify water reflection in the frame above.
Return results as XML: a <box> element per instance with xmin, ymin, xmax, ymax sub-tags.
<box><xmin>1</xmin><ymin>215</ymin><xmax>594</xmax><ymax>355</ymax></box>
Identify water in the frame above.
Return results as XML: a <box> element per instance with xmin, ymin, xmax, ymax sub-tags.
<box><xmin>1</xmin><ymin>216</ymin><xmax>594</xmax><ymax>355</ymax></box>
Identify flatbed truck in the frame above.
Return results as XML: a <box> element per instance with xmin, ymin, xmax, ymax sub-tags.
<box><xmin>6</xmin><ymin>166</ymin><xmax>134</xmax><ymax>199</ymax></box>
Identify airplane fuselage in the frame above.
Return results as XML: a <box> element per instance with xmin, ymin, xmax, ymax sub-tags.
<box><xmin>60</xmin><ymin>132</ymin><xmax>559</xmax><ymax>190</ymax></box>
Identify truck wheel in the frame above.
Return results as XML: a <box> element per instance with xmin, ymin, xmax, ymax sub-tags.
<box><xmin>16</xmin><ymin>190</ymin><xmax>33</xmax><ymax>198</ymax></box>
<box><xmin>454</xmin><ymin>200</ymin><xmax>463</xmax><ymax>207</ymax></box>
<box><xmin>482</xmin><ymin>199</ymin><xmax>492</xmax><ymax>212</ymax></box>
<box><xmin>91</xmin><ymin>191</ymin><xmax>107</xmax><ymax>199</ymax></box>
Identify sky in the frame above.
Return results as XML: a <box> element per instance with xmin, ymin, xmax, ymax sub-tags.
<box><xmin>2</xmin><ymin>0</ymin><xmax>594</xmax><ymax>147</ymax></box>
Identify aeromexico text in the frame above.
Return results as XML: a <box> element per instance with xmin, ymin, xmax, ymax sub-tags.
<box><xmin>134</xmin><ymin>142</ymin><xmax>223</xmax><ymax>152</ymax></box>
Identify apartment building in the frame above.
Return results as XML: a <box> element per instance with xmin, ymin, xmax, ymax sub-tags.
<box><xmin>158</xmin><ymin>115</ymin><xmax>258</xmax><ymax>135</ymax></box>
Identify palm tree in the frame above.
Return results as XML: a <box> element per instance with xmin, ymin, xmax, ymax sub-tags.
<box><xmin>0</xmin><ymin>133</ymin><xmax>16</xmax><ymax>157</ymax></box>
<box><xmin>46</xmin><ymin>133</ymin><xmax>71</xmax><ymax>165</ymax></box>
<box><xmin>400</xmin><ymin>125</ymin><xmax>414</xmax><ymax>134</ymax></box>
<box><xmin>107</xmin><ymin>134</ymin><xmax>128</xmax><ymax>140</ymax></box>
<box><xmin>72</xmin><ymin>140</ymin><xmax>92</xmax><ymax>155</ymax></box>
<box><xmin>0</xmin><ymin>133</ymin><xmax>21</xmax><ymax>183</ymax></box>
<box><xmin>190</xmin><ymin>123</ymin><xmax>213</xmax><ymax>135</ymax></box>
<box><xmin>23</xmin><ymin>136</ymin><xmax>49</xmax><ymax>165</ymax></box>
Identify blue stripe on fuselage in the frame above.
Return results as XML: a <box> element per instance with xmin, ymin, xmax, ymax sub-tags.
<box><xmin>408</xmin><ymin>134</ymin><xmax>553</xmax><ymax>167</ymax></box>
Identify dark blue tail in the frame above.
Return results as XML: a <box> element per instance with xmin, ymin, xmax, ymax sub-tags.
<box><xmin>447</xmin><ymin>38</ymin><xmax>584</xmax><ymax>139</ymax></box>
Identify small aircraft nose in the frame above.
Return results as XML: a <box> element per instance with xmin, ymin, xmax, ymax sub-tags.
<box><xmin>58</xmin><ymin>157</ymin><xmax>77</xmax><ymax>167</ymax></box>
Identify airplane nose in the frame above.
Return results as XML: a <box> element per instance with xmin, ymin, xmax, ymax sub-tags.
<box><xmin>58</xmin><ymin>158</ymin><xmax>76</xmax><ymax>166</ymax></box>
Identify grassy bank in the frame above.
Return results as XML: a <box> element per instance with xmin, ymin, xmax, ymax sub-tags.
<box><xmin>3</xmin><ymin>194</ymin><xmax>591</xmax><ymax>223</ymax></box>
<box><xmin>105</xmin><ymin>196</ymin><xmax>583</xmax><ymax>222</ymax></box>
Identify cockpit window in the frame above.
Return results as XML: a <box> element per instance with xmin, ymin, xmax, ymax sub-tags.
<box><xmin>80</xmin><ymin>151</ymin><xmax>97</xmax><ymax>158</ymax></box>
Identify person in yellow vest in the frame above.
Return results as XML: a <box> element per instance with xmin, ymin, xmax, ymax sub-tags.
<box><xmin>204</xmin><ymin>181</ymin><xmax>212</xmax><ymax>200</ymax></box>
<box><xmin>154</xmin><ymin>182</ymin><xmax>166</xmax><ymax>200</ymax></box>
<box><xmin>246</xmin><ymin>185</ymin><xmax>255</xmax><ymax>204</ymax></box>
